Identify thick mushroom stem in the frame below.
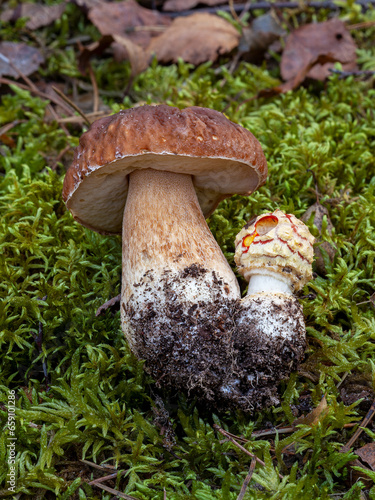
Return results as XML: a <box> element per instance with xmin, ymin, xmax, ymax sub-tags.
<box><xmin>121</xmin><ymin>168</ymin><xmax>240</xmax><ymax>353</ymax></box>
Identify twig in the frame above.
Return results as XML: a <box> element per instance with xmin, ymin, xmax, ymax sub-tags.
<box><xmin>80</xmin><ymin>459</ymin><xmax>117</xmax><ymax>471</ymax></box>
<box><xmin>213</xmin><ymin>425</ymin><xmax>283</xmax><ymax>479</ymax></box>
<box><xmin>336</xmin><ymin>371</ymin><xmax>349</xmax><ymax>389</ymax></box>
<box><xmin>91</xmin><ymin>483</ymin><xmax>138</xmax><ymax>499</ymax></box>
<box><xmin>329</xmin><ymin>68</ymin><xmax>375</xmax><ymax>79</ymax></box>
<box><xmin>0</xmin><ymin>77</ymin><xmax>73</xmax><ymax>115</ymax></box>
<box><xmin>0</xmin><ymin>54</ymin><xmax>70</xmax><ymax>136</ymax></box>
<box><xmin>229</xmin><ymin>0</ymin><xmax>245</xmax><ymax>26</ymax></box>
<box><xmin>164</xmin><ymin>0</ymin><xmax>375</xmax><ymax>17</ymax></box>
<box><xmin>348</xmin><ymin>20</ymin><xmax>375</xmax><ymax>29</ymax></box>
<box><xmin>31</xmin><ymin>296</ymin><xmax>50</xmax><ymax>391</ymax></box>
<box><xmin>237</xmin><ymin>458</ymin><xmax>256</xmax><ymax>500</ymax></box>
<box><xmin>89</xmin><ymin>470</ymin><xmax>127</xmax><ymax>485</ymax></box>
<box><xmin>341</xmin><ymin>398</ymin><xmax>375</xmax><ymax>453</ymax></box>
<box><xmin>96</xmin><ymin>294</ymin><xmax>121</xmax><ymax>317</ymax></box>
<box><xmin>88</xmin><ymin>65</ymin><xmax>99</xmax><ymax>114</ymax></box>
<box><xmin>52</xmin><ymin>86</ymin><xmax>91</xmax><ymax>127</ymax></box>
<box><xmin>252</xmin><ymin>426</ymin><xmax>295</xmax><ymax>438</ymax></box>
<box><xmin>0</xmin><ymin>120</ymin><xmax>27</xmax><ymax>136</ymax></box>
<box><xmin>46</xmin><ymin>101</ymin><xmax>70</xmax><ymax>137</ymax></box>
<box><xmin>52</xmin><ymin>145</ymin><xmax>71</xmax><ymax>170</ymax></box>
<box><xmin>252</xmin><ymin>422</ymin><xmax>357</xmax><ymax>438</ymax></box>
<box><xmin>56</xmin><ymin>111</ymin><xmax>109</xmax><ymax>125</ymax></box>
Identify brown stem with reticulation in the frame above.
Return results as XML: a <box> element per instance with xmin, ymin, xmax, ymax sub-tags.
<box><xmin>121</xmin><ymin>168</ymin><xmax>239</xmax><ymax>350</ymax></box>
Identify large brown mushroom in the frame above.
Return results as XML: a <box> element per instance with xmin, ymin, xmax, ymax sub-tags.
<box><xmin>63</xmin><ymin>104</ymin><xmax>313</xmax><ymax>412</ymax></box>
<box><xmin>63</xmin><ymin>105</ymin><xmax>268</xmax><ymax>406</ymax></box>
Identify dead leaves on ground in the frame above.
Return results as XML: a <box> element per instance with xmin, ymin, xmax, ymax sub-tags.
<box><xmin>149</xmin><ymin>13</ymin><xmax>240</xmax><ymax>64</ymax></box>
<box><xmin>0</xmin><ymin>1</ymin><xmax>360</xmax><ymax>95</ymax></box>
<box><xmin>87</xmin><ymin>0</ymin><xmax>171</xmax><ymax>49</ymax></box>
<box><xmin>1</xmin><ymin>2</ymin><xmax>66</xmax><ymax>30</ymax></box>
<box><xmin>281</xmin><ymin>18</ymin><xmax>357</xmax><ymax>83</ymax></box>
<box><xmin>0</xmin><ymin>42</ymin><xmax>44</xmax><ymax>78</ymax></box>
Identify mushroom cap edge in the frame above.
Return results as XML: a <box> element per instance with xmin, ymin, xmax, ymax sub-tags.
<box><xmin>62</xmin><ymin>104</ymin><xmax>268</xmax><ymax>234</ymax></box>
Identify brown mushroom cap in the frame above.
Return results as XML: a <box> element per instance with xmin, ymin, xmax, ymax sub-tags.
<box><xmin>62</xmin><ymin>104</ymin><xmax>268</xmax><ymax>234</ymax></box>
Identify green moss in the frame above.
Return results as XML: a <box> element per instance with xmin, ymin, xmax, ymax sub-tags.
<box><xmin>1</xmin><ymin>3</ymin><xmax>375</xmax><ymax>499</ymax></box>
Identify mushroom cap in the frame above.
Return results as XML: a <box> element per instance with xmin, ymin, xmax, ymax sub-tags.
<box><xmin>62</xmin><ymin>104</ymin><xmax>268</xmax><ymax>234</ymax></box>
<box><xmin>234</xmin><ymin>210</ymin><xmax>315</xmax><ymax>291</ymax></box>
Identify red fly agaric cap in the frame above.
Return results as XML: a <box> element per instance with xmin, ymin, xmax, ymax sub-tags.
<box><xmin>62</xmin><ymin>104</ymin><xmax>268</xmax><ymax>234</ymax></box>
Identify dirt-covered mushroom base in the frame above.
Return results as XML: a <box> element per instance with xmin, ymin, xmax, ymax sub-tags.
<box><xmin>122</xmin><ymin>265</ymin><xmax>306</xmax><ymax>412</ymax></box>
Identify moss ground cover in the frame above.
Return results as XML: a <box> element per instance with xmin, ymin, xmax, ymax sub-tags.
<box><xmin>1</xmin><ymin>2</ymin><xmax>375</xmax><ymax>499</ymax></box>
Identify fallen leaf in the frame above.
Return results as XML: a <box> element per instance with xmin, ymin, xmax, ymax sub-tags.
<box><xmin>0</xmin><ymin>134</ymin><xmax>16</xmax><ymax>148</ymax></box>
<box><xmin>88</xmin><ymin>0</ymin><xmax>171</xmax><ymax>49</ymax></box>
<box><xmin>301</xmin><ymin>202</ymin><xmax>336</xmax><ymax>275</ymax></box>
<box><xmin>112</xmin><ymin>34</ymin><xmax>151</xmax><ymax>76</ymax></box>
<box><xmin>281</xmin><ymin>18</ymin><xmax>357</xmax><ymax>82</ymax></box>
<box><xmin>347</xmin><ymin>459</ymin><xmax>374</xmax><ymax>487</ymax></box>
<box><xmin>281</xmin><ymin>396</ymin><xmax>329</xmax><ymax>454</ymax></box>
<box><xmin>0</xmin><ymin>42</ymin><xmax>44</xmax><ymax>78</ymax></box>
<box><xmin>78</xmin><ymin>36</ymin><xmax>114</xmax><ymax>74</ymax></box>
<box><xmin>163</xmin><ymin>0</ymin><xmax>225</xmax><ymax>11</ymax></box>
<box><xmin>148</xmin><ymin>13</ymin><xmax>240</xmax><ymax>65</ymax></box>
<box><xmin>78</xmin><ymin>35</ymin><xmax>151</xmax><ymax>79</ymax></box>
<box><xmin>356</xmin><ymin>443</ymin><xmax>375</xmax><ymax>471</ymax></box>
<box><xmin>1</xmin><ymin>3</ymin><xmax>66</xmax><ymax>30</ymax></box>
<box><xmin>239</xmin><ymin>12</ymin><xmax>286</xmax><ymax>63</ymax></box>
<box><xmin>239</xmin><ymin>53</ymin><xmax>339</xmax><ymax>103</ymax></box>
<box><xmin>293</xmin><ymin>395</ymin><xmax>329</xmax><ymax>427</ymax></box>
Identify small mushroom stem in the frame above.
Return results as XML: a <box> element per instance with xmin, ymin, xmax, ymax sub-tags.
<box><xmin>121</xmin><ymin>168</ymin><xmax>239</xmax><ymax>352</ymax></box>
<box><xmin>246</xmin><ymin>273</ymin><xmax>292</xmax><ymax>295</ymax></box>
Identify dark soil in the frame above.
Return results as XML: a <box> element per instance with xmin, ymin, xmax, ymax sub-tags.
<box><xmin>124</xmin><ymin>264</ymin><xmax>306</xmax><ymax>412</ymax></box>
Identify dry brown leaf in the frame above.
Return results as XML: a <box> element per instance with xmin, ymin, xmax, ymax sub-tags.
<box><xmin>281</xmin><ymin>18</ymin><xmax>357</xmax><ymax>82</ymax></box>
<box><xmin>88</xmin><ymin>0</ymin><xmax>171</xmax><ymax>49</ymax></box>
<box><xmin>243</xmin><ymin>53</ymin><xmax>338</xmax><ymax>102</ymax></box>
<box><xmin>293</xmin><ymin>395</ymin><xmax>329</xmax><ymax>427</ymax></box>
<box><xmin>356</xmin><ymin>443</ymin><xmax>375</xmax><ymax>471</ymax></box>
<box><xmin>347</xmin><ymin>459</ymin><xmax>374</xmax><ymax>487</ymax></box>
<box><xmin>149</xmin><ymin>13</ymin><xmax>240</xmax><ymax>65</ymax></box>
<box><xmin>163</xmin><ymin>0</ymin><xmax>225</xmax><ymax>11</ymax></box>
<box><xmin>112</xmin><ymin>34</ymin><xmax>151</xmax><ymax>76</ymax></box>
<box><xmin>1</xmin><ymin>3</ymin><xmax>66</xmax><ymax>30</ymax></box>
<box><xmin>0</xmin><ymin>42</ymin><xmax>44</xmax><ymax>78</ymax></box>
<box><xmin>78</xmin><ymin>35</ymin><xmax>151</xmax><ymax>79</ymax></box>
